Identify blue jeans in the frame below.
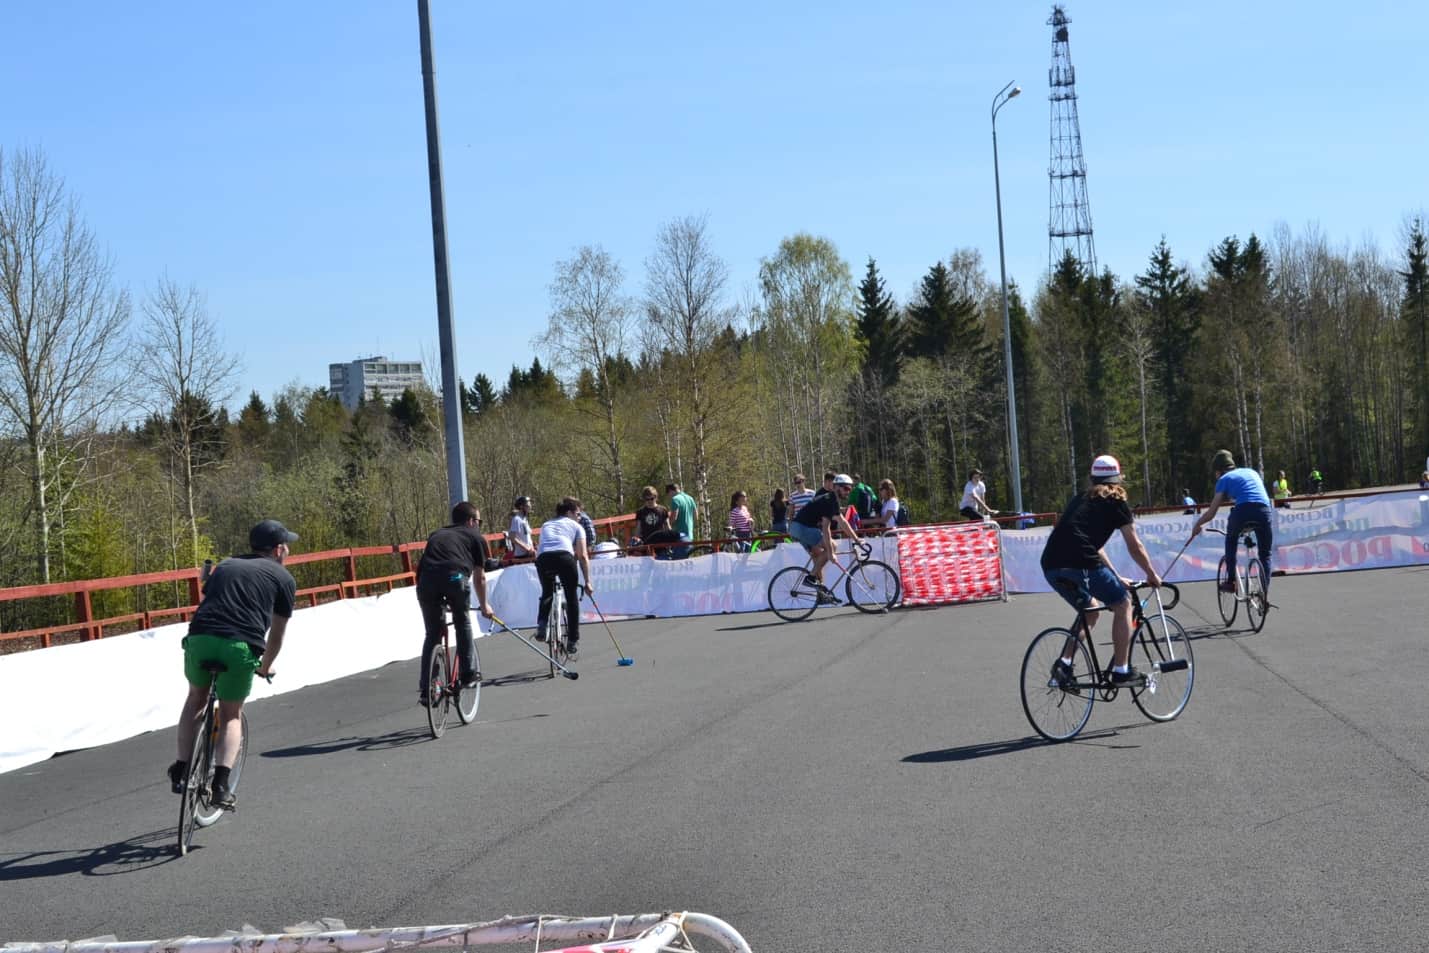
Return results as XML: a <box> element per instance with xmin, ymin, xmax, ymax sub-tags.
<box><xmin>1226</xmin><ymin>503</ymin><xmax>1273</xmax><ymax>592</ymax></box>
<box><xmin>1043</xmin><ymin>566</ymin><xmax>1128</xmax><ymax>610</ymax></box>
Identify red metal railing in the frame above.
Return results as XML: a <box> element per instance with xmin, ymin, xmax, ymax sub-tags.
<box><xmin>1</xmin><ymin>514</ymin><xmax>639</xmax><ymax>651</ymax></box>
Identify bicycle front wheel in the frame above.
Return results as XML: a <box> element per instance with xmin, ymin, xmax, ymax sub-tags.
<box><xmin>1245</xmin><ymin>558</ymin><xmax>1267</xmax><ymax>633</ymax></box>
<box><xmin>1020</xmin><ymin>627</ymin><xmax>1095</xmax><ymax>742</ymax></box>
<box><xmin>177</xmin><ymin>705</ymin><xmax>215</xmax><ymax>855</ymax></box>
<box><xmin>1131</xmin><ymin>612</ymin><xmax>1194</xmax><ymax>722</ymax></box>
<box><xmin>1216</xmin><ymin>556</ymin><xmax>1238</xmax><ymax>627</ymax></box>
<box><xmin>195</xmin><ymin>710</ymin><xmax>247</xmax><ymax>828</ymax></box>
<box><xmin>456</xmin><ymin>642</ymin><xmax>481</xmax><ymax>725</ymax></box>
<box><xmin>845</xmin><ymin>559</ymin><xmax>900</xmax><ymax>613</ymax></box>
<box><xmin>767</xmin><ymin>566</ymin><xmax>818</xmax><ymax>622</ymax></box>
<box><xmin>426</xmin><ymin>648</ymin><xmax>449</xmax><ymax>739</ymax></box>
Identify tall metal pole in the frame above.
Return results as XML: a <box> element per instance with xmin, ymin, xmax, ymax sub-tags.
<box><xmin>417</xmin><ymin>0</ymin><xmax>468</xmax><ymax>508</ymax></box>
<box><xmin>992</xmin><ymin>81</ymin><xmax>1024</xmax><ymax>516</ymax></box>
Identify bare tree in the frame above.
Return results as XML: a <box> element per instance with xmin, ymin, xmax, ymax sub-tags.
<box><xmin>644</xmin><ymin>214</ymin><xmax>733</xmax><ymax>538</ymax></box>
<box><xmin>134</xmin><ymin>276</ymin><xmax>241</xmax><ymax>566</ymax></box>
<box><xmin>0</xmin><ymin>148</ymin><xmax>131</xmax><ymax>583</ymax></box>
<box><xmin>537</xmin><ymin>245</ymin><xmax>635</xmax><ymax>509</ymax></box>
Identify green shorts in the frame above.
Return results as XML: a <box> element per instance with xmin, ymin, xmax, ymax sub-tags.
<box><xmin>183</xmin><ymin>634</ymin><xmax>261</xmax><ymax>702</ymax></box>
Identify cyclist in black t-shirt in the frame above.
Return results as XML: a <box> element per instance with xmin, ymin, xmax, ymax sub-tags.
<box><xmin>416</xmin><ymin>501</ymin><xmax>494</xmax><ymax>707</ymax></box>
<box><xmin>788</xmin><ymin>473</ymin><xmax>862</xmax><ymax>595</ymax></box>
<box><xmin>1040</xmin><ymin>455</ymin><xmax>1162</xmax><ymax>687</ymax></box>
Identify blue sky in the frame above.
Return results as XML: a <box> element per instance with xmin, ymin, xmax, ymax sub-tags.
<box><xmin>6</xmin><ymin>1</ymin><xmax>1425</xmax><ymax>409</ymax></box>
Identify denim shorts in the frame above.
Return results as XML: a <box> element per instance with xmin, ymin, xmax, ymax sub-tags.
<box><xmin>787</xmin><ymin>521</ymin><xmax>825</xmax><ymax>551</ymax></box>
<box><xmin>1043</xmin><ymin>566</ymin><xmax>1127</xmax><ymax>610</ymax></box>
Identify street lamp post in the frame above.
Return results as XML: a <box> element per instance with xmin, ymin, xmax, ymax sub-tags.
<box><xmin>992</xmin><ymin>81</ymin><xmax>1023</xmax><ymax>516</ymax></box>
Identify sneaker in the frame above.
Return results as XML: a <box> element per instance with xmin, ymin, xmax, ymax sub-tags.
<box><xmin>1109</xmin><ymin>666</ymin><xmax>1143</xmax><ymax>687</ymax></box>
<box><xmin>566</xmin><ymin>642</ymin><xmax>579</xmax><ymax>660</ymax></box>
<box><xmin>1218</xmin><ymin>580</ymin><xmax>1236</xmax><ymax>593</ymax></box>
<box><xmin>1050</xmin><ymin>659</ymin><xmax>1075</xmax><ymax>688</ymax></box>
<box><xmin>168</xmin><ymin>760</ymin><xmax>187</xmax><ymax>794</ymax></box>
<box><xmin>804</xmin><ymin>573</ymin><xmax>822</xmax><ymax>589</ymax></box>
<box><xmin>815</xmin><ymin>588</ymin><xmax>840</xmax><ymax>606</ymax></box>
<box><xmin>211</xmin><ymin>779</ymin><xmax>236</xmax><ymax>811</ymax></box>
<box><xmin>534</xmin><ymin>629</ymin><xmax>548</xmax><ymax>643</ymax></box>
<box><xmin>417</xmin><ymin>693</ymin><xmax>432</xmax><ymax>708</ymax></box>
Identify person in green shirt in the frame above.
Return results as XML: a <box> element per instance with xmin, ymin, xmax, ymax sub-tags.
<box><xmin>665</xmin><ymin>482</ymin><xmax>698</xmax><ymax>558</ymax></box>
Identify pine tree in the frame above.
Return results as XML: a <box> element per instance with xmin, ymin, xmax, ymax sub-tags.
<box><xmin>905</xmin><ymin>262</ymin><xmax>986</xmax><ymax>360</ymax></box>
<box><xmin>854</xmin><ymin>258</ymin><xmax>902</xmax><ymax>385</ymax></box>
<box><xmin>1136</xmin><ymin>238</ymin><xmax>1199</xmax><ymax>495</ymax></box>
<box><xmin>1402</xmin><ymin>219</ymin><xmax>1429</xmax><ymax>471</ymax></box>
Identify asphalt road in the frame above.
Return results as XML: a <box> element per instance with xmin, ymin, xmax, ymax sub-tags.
<box><xmin>3</xmin><ymin>564</ymin><xmax>1428</xmax><ymax>951</ymax></box>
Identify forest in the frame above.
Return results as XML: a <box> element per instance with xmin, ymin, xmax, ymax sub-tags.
<box><xmin>2</xmin><ymin>146</ymin><xmax>1426</xmax><ymax>631</ymax></box>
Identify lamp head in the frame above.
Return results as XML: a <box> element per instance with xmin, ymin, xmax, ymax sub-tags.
<box><xmin>1009</xmin><ymin>86</ymin><xmax>1022</xmax><ymax>99</ymax></box>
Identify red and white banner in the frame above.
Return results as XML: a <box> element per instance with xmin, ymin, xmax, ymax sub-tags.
<box><xmin>1000</xmin><ymin>489</ymin><xmax>1429</xmax><ymax>593</ymax></box>
<box><xmin>893</xmin><ymin>522</ymin><xmax>1005</xmax><ymax>606</ymax></box>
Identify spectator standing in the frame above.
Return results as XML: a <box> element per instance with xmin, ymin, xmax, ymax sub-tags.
<box><xmin>770</xmin><ymin>488</ymin><xmax>789</xmax><ymax>534</ymax></box>
<box><xmin>576</xmin><ymin>504</ymin><xmax>597</xmax><ymax>548</ymax></box>
<box><xmin>1272</xmin><ymin>470</ymin><xmax>1292</xmax><ymax>508</ymax></box>
<box><xmin>788</xmin><ymin>474</ymin><xmax>815</xmax><ymax>517</ymax></box>
<box><xmin>865</xmin><ymin>479</ymin><xmax>901</xmax><ymax>530</ymax></box>
<box><xmin>959</xmin><ymin>468</ymin><xmax>993</xmax><ymax>521</ymax></box>
<box><xmin>1181</xmin><ymin>488</ymin><xmax>1197</xmax><ymax>515</ymax></box>
<box><xmin>728</xmin><ymin>492</ymin><xmax>754</xmax><ymax>539</ymax></box>
<box><xmin>666</xmin><ymin>482</ymin><xmax>698</xmax><ymax>556</ymax></box>
<box><xmin>508</xmin><ymin>496</ymin><xmax>535</xmax><ymax>560</ymax></box>
<box><xmin>633</xmin><ymin>485</ymin><xmax>677</xmax><ymax>554</ymax></box>
<box><xmin>849</xmin><ymin>474</ymin><xmax>878</xmax><ymax>520</ymax></box>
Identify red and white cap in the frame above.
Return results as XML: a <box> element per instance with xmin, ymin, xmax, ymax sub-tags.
<box><xmin>1090</xmin><ymin>454</ymin><xmax>1123</xmax><ymax>484</ymax></box>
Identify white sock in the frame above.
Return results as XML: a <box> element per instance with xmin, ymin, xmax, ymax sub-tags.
<box><xmin>1060</xmin><ymin>656</ymin><xmax>1075</xmax><ymax>666</ymax></box>
<box><xmin>1113</xmin><ymin>664</ymin><xmax>1129</xmax><ymax>674</ymax></box>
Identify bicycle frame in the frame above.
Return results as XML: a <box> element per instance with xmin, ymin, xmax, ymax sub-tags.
<box><xmin>1059</xmin><ymin>584</ymin><xmax>1183</xmax><ymax>691</ymax></box>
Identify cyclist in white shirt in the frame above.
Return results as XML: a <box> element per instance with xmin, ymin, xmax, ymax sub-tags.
<box><xmin>535</xmin><ymin>496</ymin><xmax>594</xmax><ymax>656</ymax></box>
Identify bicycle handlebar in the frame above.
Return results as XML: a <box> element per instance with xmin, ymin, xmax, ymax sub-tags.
<box><xmin>1126</xmin><ymin>580</ymin><xmax>1180</xmax><ymax>609</ymax></box>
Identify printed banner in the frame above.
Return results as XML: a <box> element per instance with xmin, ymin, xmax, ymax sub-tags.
<box><xmin>1001</xmin><ymin>489</ymin><xmax>1429</xmax><ymax>593</ymax></box>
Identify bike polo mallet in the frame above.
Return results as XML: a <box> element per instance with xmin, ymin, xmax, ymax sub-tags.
<box><xmin>587</xmin><ymin>593</ymin><xmax>633</xmax><ymax>666</ymax></box>
<box><xmin>487</xmin><ymin>611</ymin><xmax>579</xmax><ymax>680</ymax></box>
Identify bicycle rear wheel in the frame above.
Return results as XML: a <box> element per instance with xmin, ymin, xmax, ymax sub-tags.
<box><xmin>456</xmin><ymin>642</ymin><xmax>481</xmax><ymax>724</ymax></box>
<box><xmin>548</xmin><ymin>590</ymin><xmax>569</xmax><ymax>677</ymax></box>
<box><xmin>1245</xmin><ymin>558</ymin><xmax>1267</xmax><ymax>633</ymax></box>
<box><xmin>845</xmin><ymin>559</ymin><xmax>900</xmax><ymax>613</ymax></box>
<box><xmin>1130</xmin><ymin>612</ymin><xmax>1194</xmax><ymax>722</ymax></box>
<box><xmin>177</xmin><ymin>705</ymin><xmax>215</xmax><ymax>855</ymax></box>
<box><xmin>195</xmin><ymin>710</ymin><xmax>248</xmax><ymax>828</ymax></box>
<box><xmin>767</xmin><ymin>566</ymin><xmax>818</xmax><ymax>622</ymax></box>
<box><xmin>1020</xmin><ymin>627</ymin><xmax>1095</xmax><ymax>742</ymax></box>
<box><xmin>426</xmin><ymin>648</ymin><xmax>449</xmax><ymax>739</ymax></box>
<box><xmin>1216</xmin><ymin>556</ymin><xmax>1238</xmax><ymax>627</ymax></box>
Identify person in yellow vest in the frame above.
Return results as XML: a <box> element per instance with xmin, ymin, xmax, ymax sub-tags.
<box><xmin>1272</xmin><ymin>470</ymin><xmax>1291</xmax><ymax>508</ymax></box>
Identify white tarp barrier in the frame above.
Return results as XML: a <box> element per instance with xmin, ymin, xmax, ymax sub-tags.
<box><xmin>0</xmin><ymin>538</ymin><xmax>898</xmax><ymax>775</ymax></box>
<box><xmin>1001</xmin><ymin>489</ymin><xmax>1429</xmax><ymax>593</ymax></box>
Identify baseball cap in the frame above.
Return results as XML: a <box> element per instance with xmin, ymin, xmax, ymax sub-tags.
<box><xmin>832</xmin><ymin>473</ymin><xmax>854</xmax><ymax>487</ymax></box>
<box><xmin>514</xmin><ymin>495</ymin><xmax>530</xmax><ymax>507</ymax></box>
<box><xmin>1089</xmin><ymin>454</ymin><xmax>1123</xmax><ymax>485</ymax></box>
<box><xmin>250</xmin><ymin>519</ymin><xmax>298</xmax><ymax>551</ymax></box>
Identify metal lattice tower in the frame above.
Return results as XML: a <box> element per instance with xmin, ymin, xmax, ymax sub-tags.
<box><xmin>1047</xmin><ymin>5</ymin><xmax>1097</xmax><ymax>276</ymax></box>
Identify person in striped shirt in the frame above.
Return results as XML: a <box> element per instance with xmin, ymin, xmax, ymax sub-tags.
<box><xmin>788</xmin><ymin>473</ymin><xmax>815</xmax><ymax>517</ymax></box>
<box><xmin>727</xmin><ymin>491</ymin><xmax>754</xmax><ymax>549</ymax></box>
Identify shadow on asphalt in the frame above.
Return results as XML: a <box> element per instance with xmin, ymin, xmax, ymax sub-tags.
<box><xmin>262</xmin><ymin>726</ymin><xmax>432</xmax><ymax>758</ymax></box>
<box><xmin>0</xmin><ymin>828</ymin><xmax>178</xmax><ymax>880</ymax></box>
<box><xmin>484</xmin><ymin>669</ymin><xmax>557</xmax><ymax>687</ymax></box>
<box><xmin>902</xmin><ymin>723</ymin><xmax>1153</xmax><ymax>763</ymax></box>
<box><xmin>715</xmin><ymin>619</ymin><xmax>792</xmax><ymax>632</ymax></box>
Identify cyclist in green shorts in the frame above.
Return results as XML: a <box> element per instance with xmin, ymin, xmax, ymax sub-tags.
<box><xmin>168</xmin><ymin>519</ymin><xmax>298</xmax><ymax>810</ymax></box>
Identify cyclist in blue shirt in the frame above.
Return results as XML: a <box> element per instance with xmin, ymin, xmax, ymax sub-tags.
<box><xmin>1189</xmin><ymin>449</ymin><xmax>1274</xmax><ymax>594</ymax></box>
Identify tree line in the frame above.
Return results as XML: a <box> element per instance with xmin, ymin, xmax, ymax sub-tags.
<box><xmin>2</xmin><ymin>145</ymin><xmax>1426</xmax><ymax>633</ymax></box>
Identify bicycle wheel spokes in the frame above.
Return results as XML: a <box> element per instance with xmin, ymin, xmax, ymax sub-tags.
<box><xmin>178</xmin><ymin>706</ymin><xmax>214</xmax><ymax>855</ymax></box>
<box><xmin>767</xmin><ymin>566</ymin><xmax>819</xmax><ymax>622</ymax></box>
<box><xmin>1131</xmin><ymin>612</ymin><xmax>1194</xmax><ymax>722</ymax></box>
<box><xmin>1020</xmin><ymin>627</ymin><xmax>1095</xmax><ymax>742</ymax></box>
<box><xmin>1245</xmin><ymin>559</ymin><xmax>1267</xmax><ymax>633</ymax></box>
<box><xmin>845</xmin><ymin>559</ymin><xmax>901</xmax><ymax>613</ymax></box>
<box><xmin>1216</xmin><ymin>556</ymin><xmax>1238</xmax><ymax>627</ymax></box>
<box><xmin>456</xmin><ymin>644</ymin><xmax>480</xmax><ymax>725</ymax></box>
<box><xmin>195</xmin><ymin>709</ymin><xmax>246</xmax><ymax>829</ymax></box>
<box><xmin>426</xmin><ymin>648</ymin><xmax>449</xmax><ymax>739</ymax></box>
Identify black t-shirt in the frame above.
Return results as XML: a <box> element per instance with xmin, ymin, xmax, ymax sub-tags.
<box><xmin>1040</xmin><ymin>492</ymin><xmax>1134</xmax><ymax>570</ymax></box>
<box><xmin>190</xmin><ymin>554</ymin><xmax>297</xmax><ymax>653</ymax></box>
<box><xmin>792</xmin><ymin>491</ymin><xmax>841</xmax><ymax>528</ymax></box>
<box><xmin>636</xmin><ymin>504</ymin><xmax>670</xmax><ymax>537</ymax></box>
<box><xmin>418</xmin><ymin>524</ymin><xmax>490</xmax><ymax>584</ymax></box>
<box><xmin>770</xmin><ymin>499</ymin><xmax>788</xmax><ymax>522</ymax></box>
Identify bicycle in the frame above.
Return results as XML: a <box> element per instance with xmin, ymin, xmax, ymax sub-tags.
<box><xmin>423</xmin><ymin>610</ymin><xmax>482</xmax><ymax>740</ymax></box>
<box><xmin>1019</xmin><ymin>582</ymin><xmax>1194</xmax><ymax>742</ymax></box>
<box><xmin>177</xmin><ymin>660</ymin><xmax>262</xmax><ymax>855</ymax></box>
<box><xmin>766</xmin><ymin>541</ymin><xmax>901</xmax><ymax>621</ymax></box>
<box><xmin>543</xmin><ymin>575</ymin><xmax>572</xmax><ymax>678</ymax></box>
<box><xmin>1208</xmin><ymin>525</ymin><xmax>1269</xmax><ymax>633</ymax></box>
